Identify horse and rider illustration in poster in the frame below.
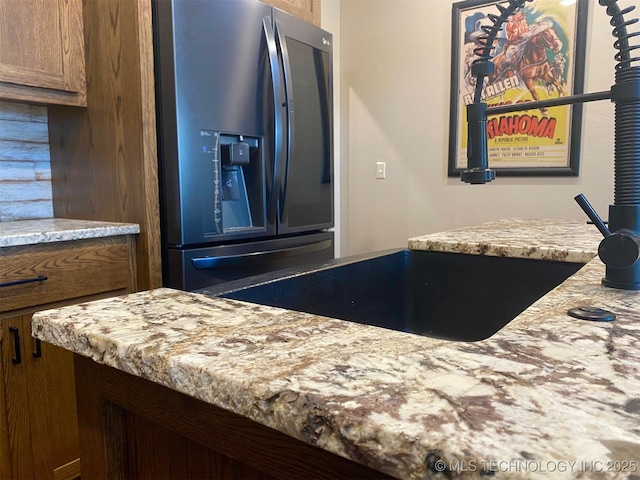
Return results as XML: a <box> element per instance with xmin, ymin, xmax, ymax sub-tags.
<box><xmin>450</xmin><ymin>0</ymin><xmax>588</xmax><ymax>175</ymax></box>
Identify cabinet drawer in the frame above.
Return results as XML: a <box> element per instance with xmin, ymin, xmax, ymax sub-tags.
<box><xmin>0</xmin><ymin>237</ymin><xmax>133</xmax><ymax>313</ymax></box>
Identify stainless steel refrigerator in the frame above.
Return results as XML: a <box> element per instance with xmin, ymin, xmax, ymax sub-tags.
<box><xmin>153</xmin><ymin>0</ymin><xmax>334</xmax><ymax>291</ymax></box>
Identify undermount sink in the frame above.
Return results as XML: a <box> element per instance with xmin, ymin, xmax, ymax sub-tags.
<box><xmin>217</xmin><ymin>249</ymin><xmax>584</xmax><ymax>342</ymax></box>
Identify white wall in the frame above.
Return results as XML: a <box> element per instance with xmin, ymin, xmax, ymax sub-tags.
<box><xmin>339</xmin><ymin>0</ymin><xmax>619</xmax><ymax>256</ymax></box>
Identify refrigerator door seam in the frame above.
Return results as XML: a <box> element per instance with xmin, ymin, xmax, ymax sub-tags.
<box><xmin>263</xmin><ymin>16</ymin><xmax>284</xmax><ymax>227</ymax></box>
<box><xmin>275</xmin><ymin>18</ymin><xmax>294</xmax><ymax>225</ymax></box>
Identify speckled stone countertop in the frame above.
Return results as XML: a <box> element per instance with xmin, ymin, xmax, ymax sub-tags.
<box><xmin>0</xmin><ymin>218</ymin><xmax>140</xmax><ymax>247</ymax></box>
<box><xmin>31</xmin><ymin>219</ymin><xmax>640</xmax><ymax>479</ymax></box>
<box><xmin>408</xmin><ymin>218</ymin><xmax>602</xmax><ymax>264</ymax></box>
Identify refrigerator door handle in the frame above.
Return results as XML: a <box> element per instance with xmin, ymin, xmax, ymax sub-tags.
<box><xmin>191</xmin><ymin>239</ymin><xmax>332</xmax><ymax>270</ymax></box>
<box><xmin>275</xmin><ymin>19</ymin><xmax>294</xmax><ymax>222</ymax></box>
<box><xmin>263</xmin><ymin>16</ymin><xmax>284</xmax><ymax>225</ymax></box>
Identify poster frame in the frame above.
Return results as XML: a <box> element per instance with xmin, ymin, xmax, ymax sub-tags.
<box><xmin>447</xmin><ymin>0</ymin><xmax>589</xmax><ymax>177</ymax></box>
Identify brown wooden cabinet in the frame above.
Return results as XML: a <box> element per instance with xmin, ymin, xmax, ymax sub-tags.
<box><xmin>73</xmin><ymin>356</ymin><xmax>391</xmax><ymax>479</ymax></box>
<box><xmin>259</xmin><ymin>0</ymin><xmax>321</xmax><ymax>26</ymax></box>
<box><xmin>49</xmin><ymin>0</ymin><xmax>162</xmax><ymax>291</ymax></box>
<box><xmin>0</xmin><ymin>0</ymin><xmax>86</xmax><ymax>106</ymax></box>
<box><xmin>0</xmin><ymin>235</ymin><xmax>136</xmax><ymax>479</ymax></box>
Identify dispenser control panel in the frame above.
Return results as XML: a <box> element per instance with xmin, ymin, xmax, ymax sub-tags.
<box><xmin>200</xmin><ymin>130</ymin><xmax>223</xmax><ymax>234</ymax></box>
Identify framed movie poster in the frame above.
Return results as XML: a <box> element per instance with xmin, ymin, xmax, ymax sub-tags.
<box><xmin>448</xmin><ymin>0</ymin><xmax>589</xmax><ymax>177</ymax></box>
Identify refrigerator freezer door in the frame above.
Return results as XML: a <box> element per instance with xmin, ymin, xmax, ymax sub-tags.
<box><xmin>167</xmin><ymin>231</ymin><xmax>334</xmax><ymax>291</ymax></box>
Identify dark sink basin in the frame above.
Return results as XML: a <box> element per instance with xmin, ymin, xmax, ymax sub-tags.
<box><xmin>217</xmin><ymin>249</ymin><xmax>583</xmax><ymax>342</ymax></box>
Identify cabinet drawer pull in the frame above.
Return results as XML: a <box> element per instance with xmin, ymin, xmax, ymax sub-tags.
<box><xmin>0</xmin><ymin>275</ymin><xmax>48</xmax><ymax>288</ymax></box>
<box><xmin>9</xmin><ymin>327</ymin><xmax>22</xmax><ymax>364</ymax></box>
<box><xmin>33</xmin><ymin>338</ymin><xmax>42</xmax><ymax>358</ymax></box>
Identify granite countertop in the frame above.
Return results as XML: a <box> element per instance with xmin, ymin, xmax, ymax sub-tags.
<box><xmin>31</xmin><ymin>219</ymin><xmax>640</xmax><ymax>479</ymax></box>
<box><xmin>0</xmin><ymin>218</ymin><xmax>140</xmax><ymax>247</ymax></box>
<box><xmin>408</xmin><ymin>218</ymin><xmax>602</xmax><ymax>263</ymax></box>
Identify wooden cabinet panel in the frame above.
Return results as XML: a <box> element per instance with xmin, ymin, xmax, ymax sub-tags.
<box><xmin>1</xmin><ymin>315</ymin><xmax>35</xmax><ymax>479</ymax></box>
<box><xmin>259</xmin><ymin>0</ymin><xmax>321</xmax><ymax>26</ymax></box>
<box><xmin>1</xmin><ymin>315</ymin><xmax>81</xmax><ymax>480</ymax></box>
<box><xmin>49</xmin><ymin>0</ymin><xmax>162</xmax><ymax>291</ymax></box>
<box><xmin>0</xmin><ymin>237</ymin><xmax>133</xmax><ymax>313</ymax></box>
<box><xmin>0</xmin><ymin>235</ymin><xmax>136</xmax><ymax>479</ymax></box>
<box><xmin>25</xmin><ymin>335</ymin><xmax>79</xmax><ymax>479</ymax></box>
<box><xmin>73</xmin><ymin>356</ymin><xmax>392</xmax><ymax>479</ymax></box>
<box><xmin>0</xmin><ymin>0</ymin><xmax>86</xmax><ymax>106</ymax></box>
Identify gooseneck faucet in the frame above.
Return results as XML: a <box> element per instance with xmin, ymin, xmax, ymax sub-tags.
<box><xmin>464</xmin><ymin>0</ymin><xmax>640</xmax><ymax>291</ymax></box>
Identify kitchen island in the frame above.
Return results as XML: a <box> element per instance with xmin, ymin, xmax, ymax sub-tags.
<box><xmin>31</xmin><ymin>219</ymin><xmax>640</xmax><ymax>479</ymax></box>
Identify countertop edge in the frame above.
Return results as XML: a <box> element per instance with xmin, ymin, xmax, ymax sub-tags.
<box><xmin>0</xmin><ymin>219</ymin><xmax>141</xmax><ymax>247</ymax></box>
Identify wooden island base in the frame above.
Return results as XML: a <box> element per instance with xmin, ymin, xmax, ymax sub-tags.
<box><xmin>73</xmin><ymin>355</ymin><xmax>393</xmax><ymax>479</ymax></box>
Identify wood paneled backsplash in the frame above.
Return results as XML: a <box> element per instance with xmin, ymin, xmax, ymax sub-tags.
<box><xmin>0</xmin><ymin>101</ymin><xmax>53</xmax><ymax>221</ymax></box>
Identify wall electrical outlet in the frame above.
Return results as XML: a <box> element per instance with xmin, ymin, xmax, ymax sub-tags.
<box><xmin>376</xmin><ymin>162</ymin><xmax>386</xmax><ymax>179</ymax></box>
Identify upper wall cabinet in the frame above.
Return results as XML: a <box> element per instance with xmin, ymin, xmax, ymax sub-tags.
<box><xmin>259</xmin><ymin>0</ymin><xmax>320</xmax><ymax>26</ymax></box>
<box><xmin>0</xmin><ymin>0</ymin><xmax>86</xmax><ymax>107</ymax></box>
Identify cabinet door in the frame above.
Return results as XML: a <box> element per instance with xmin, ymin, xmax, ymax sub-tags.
<box><xmin>0</xmin><ymin>315</ymin><xmax>35</xmax><ymax>479</ymax></box>
<box><xmin>1</xmin><ymin>314</ymin><xmax>80</xmax><ymax>480</ymax></box>
<box><xmin>0</xmin><ymin>0</ymin><xmax>86</xmax><ymax>106</ymax></box>
<box><xmin>24</xmin><ymin>322</ymin><xmax>80</xmax><ymax>479</ymax></box>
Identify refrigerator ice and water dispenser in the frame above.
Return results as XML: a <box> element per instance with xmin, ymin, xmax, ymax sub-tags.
<box><xmin>201</xmin><ymin>131</ymin><xmax>266</xmax><ymax>237</ymax></box>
